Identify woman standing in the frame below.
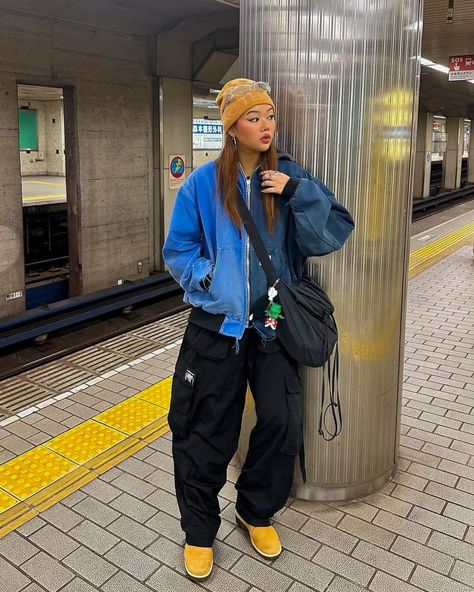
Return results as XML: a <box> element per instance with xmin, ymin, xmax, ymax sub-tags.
<box><xmin>162</xmin><ymin>78</ymin><xmax>354</xmax><ymax>581</ymax></box>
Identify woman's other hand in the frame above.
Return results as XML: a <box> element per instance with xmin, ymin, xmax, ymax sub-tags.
<box><xmin>260</xmin><ymin>170</ymin><xmax>290</xmax><ymax>195</ymax></box>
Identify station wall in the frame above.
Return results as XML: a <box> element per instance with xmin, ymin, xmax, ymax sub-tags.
<box><xmin>18</xmin><ymin>99</ymin><xmax>65</xmax><ymax>176</ymax></box>
<box><xmin>193</xmin><ymin>149</ymin><xmax>221</xmax><ymax>168</ymax></box>
<box><xmin>0</xmin><ymin>10</ymin><xmax>153</xmax><ymax>317</ymax></box>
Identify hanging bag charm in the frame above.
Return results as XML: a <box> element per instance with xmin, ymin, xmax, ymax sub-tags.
<box><xmin>264</xmin><ymin>301</ymin><xmax>284</xmax><ymax>330</ymax></box>
<box><xmin>264</xmin><ymin>282</ymin><xmax>284</xmax><ymax>330</ymax></box>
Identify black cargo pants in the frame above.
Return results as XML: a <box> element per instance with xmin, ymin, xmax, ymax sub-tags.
<box><xmin>168</xmin><ymin>322</ymin><xmax>303</xmax><ymax>547</ymax></box>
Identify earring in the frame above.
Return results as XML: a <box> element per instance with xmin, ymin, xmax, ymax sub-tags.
<box><xmin>231</xmin><ymin>136</ymin><xmax>237</xmax><ymax>149</ymax></box>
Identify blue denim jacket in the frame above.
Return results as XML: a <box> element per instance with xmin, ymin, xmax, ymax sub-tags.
<box><xmin>162</xmin><ymin>153</ymin><xmax>354</xmax><ymax>340</ymax></box>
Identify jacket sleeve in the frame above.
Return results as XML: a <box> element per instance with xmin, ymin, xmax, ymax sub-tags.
<box><xmin>162</xmin><ymin>182</ymin><xmax>213</xmax><ymax>292</ymax></box>
<box><xmin>283</xmin><ymin>169</ymin><xmax>355</xmax><ymax>257</ymax></box>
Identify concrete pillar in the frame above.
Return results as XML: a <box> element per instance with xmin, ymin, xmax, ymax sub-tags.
<box><xmin>151</xmin><ymin>32</ymin><xmax>194</xmax><ymax>271</ymax></box>
<box><xmin>157</xmin><ymin>77</ymin><xmax>193</xmax><ymax>268</ymax></box>
<box><xmin>0</xmin><ymin>75</ymin><xmax>25</xmax><ymax>318</ymax></box>
<box><xmin>151</xmin><ymin>23</ymin><xmax>238</xmax><ymax>270</ymax></box>
<box><xmin>443</xmin><ymin>117</ymin><xmax>464</xmax><ymax>190</ymax></box>
<box><xmin>414</xmin><ymin>112</ymin><xmax>434</xmax><ymax>199</ymax></box>
<box><xmin>238</xmin><ymin>0</ymin><xmax>423</xmax><ymax>501</ymax></box>
<box><xmin>468</xmin><ymin>121</ymin><xmax>474</xmax><ymax>184</ymax></box>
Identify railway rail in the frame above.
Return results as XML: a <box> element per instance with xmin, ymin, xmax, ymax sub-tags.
<box><xmin>0</xmin><ymin>275</ymin><xmax>187</xmax><ymax>381</ymax></box>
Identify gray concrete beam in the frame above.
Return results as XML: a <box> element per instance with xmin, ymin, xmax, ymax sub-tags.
<box><xmin>0</xmin><ymin>74</ymin><xmax>25</xmax><ymax>318</ymax></box>
<box><xmin>443</xmin><ymin>117</ymin><xmax>464</xmax><ymax>190</ymax></box>
<box><xmin>468</xmin><ymin>121</ymin><xmax>474</xmax><ymax>184</ymax></box>
<box><xmin>413</xmin><ymin>113</ymin><xmax>433</xmax><ymax>199</ymax></box>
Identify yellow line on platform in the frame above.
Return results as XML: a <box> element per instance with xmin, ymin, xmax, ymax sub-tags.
<box><xmin>0</xmin><ymin>378</ymin><xmax>172</xmax><ymax>537</ymax></box>
<box><xmin>24</xmin><ymin>180</ymin><xmax>66</xmax><ymax>188</ymax></box>
<box><xmin>22</xmin><ymin>194</ymin><xmax>66</xmax><ymax>201</ymax></box>
<box><xmin>0</xmin><ymin>222</ymin><xmax>472</xmax><ymax>538</ymax></box>
<box><xmin>408</xmin><ymin>221</ymin><xmax>473</xmax><ymax>279</ymax></box>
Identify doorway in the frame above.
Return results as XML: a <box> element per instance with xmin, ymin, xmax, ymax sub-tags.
<box><xmin>17</xmin><ymin>83</ymin><xmax>75</xmax><ymax>308</ymax></box>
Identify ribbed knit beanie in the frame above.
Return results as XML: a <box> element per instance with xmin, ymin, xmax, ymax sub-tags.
<box><xmin>215</xmin><ymin>78</ymin><xmax>275</xmax><ymax>133</ymax></box>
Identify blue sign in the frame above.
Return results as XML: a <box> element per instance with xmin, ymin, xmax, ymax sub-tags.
<box><xmin>170</xmin><ymin>156</ymin><xmax>185</xmax><ymax>178</ymax></box>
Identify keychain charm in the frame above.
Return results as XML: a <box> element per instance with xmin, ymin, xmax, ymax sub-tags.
<box><xmin>264</xmin><ymin>301</ymin><xmax>284</xmax><ymax>330</ymax></box>
<box><xmin>265</xmin><ymin>279</ymin><xmax>284</xmax><ymax>331</ymax></box>
<box><xmin>268</xmin><ymin>285</ymin><xmax>278</xmax><ymax>301</ymax></box>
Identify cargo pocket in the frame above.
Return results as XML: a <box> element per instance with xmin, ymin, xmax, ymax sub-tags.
<box><xmin>280</xmin><ymin>374</ymin><xmax>303</xmax><ymax>456</ymax></box>
<box><xmin>186</xmin><ymin>323</ymin><xmax>233</xmax><ymax>361</ymax></box>
<box><xmin>168</xmin><ymin>357</ymin><xmax>198</xmax><ymax>439</ymax></box>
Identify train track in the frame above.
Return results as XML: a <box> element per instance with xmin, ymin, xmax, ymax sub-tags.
<box><xmin>0</xmin><ymin>295</ymin><xmax>188</xmax><ymax>381</ymax></box>
<box><xmin>3</xmin><ymin>185</ymin><xmax>472</xmax><ymax>380</ymax></box>
<box><xmin>0</xmin><ymin>277</ymin><xmax>187</xmax><ymax>381</ymax></box>
<box><xmin>412</xmin><ymin>185</ymin><xmax>474</xmax><ymax>222</ymax></box>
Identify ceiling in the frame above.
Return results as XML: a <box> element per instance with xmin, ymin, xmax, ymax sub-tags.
<box><xmin>0</xmin><ymin>0</ymin><xmax>238</xmax><ymax>38</ymax></box>
<box><xmin>17</xmin><ymin>85</ymin><xmax>63</xmax><ymax>101</ymax></box>
<box><xmin>422</xmin><ymin>0</ymin><xmax>473</xmax><ymax>64</ymax></box>
<box><xmin>419</xmin><ymin>67</ymin><xmax>474</xmax><ymax>118</ymax></box>
<box><xmin>420</xmin><ymin>0</ymin><xmax>474</xmax><ymax>117</ymax></box>
<box><xmin>3</xmin><ymin>0</ymin><xmax>473</xmax><ymax>116</ymax></box>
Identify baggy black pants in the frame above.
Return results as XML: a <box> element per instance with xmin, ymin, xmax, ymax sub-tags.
<box><xmin>168</xmin><ymin>322</ymin><xmax>303</xmax><ymax>547</ymax></box>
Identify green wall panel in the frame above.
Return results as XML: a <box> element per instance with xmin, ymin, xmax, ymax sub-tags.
<box><xmin>19</xmin><ymin>109</ymin><xmax>38</xmax><ymax>151</ymax></box>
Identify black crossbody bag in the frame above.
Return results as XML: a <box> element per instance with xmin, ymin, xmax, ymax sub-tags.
<box><xmin>237</xmin><ymin>196</ymin><xmax>342</xmax><ymax>441</ymax></box>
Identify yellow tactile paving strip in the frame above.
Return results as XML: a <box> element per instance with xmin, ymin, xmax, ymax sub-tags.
<box><xmin>0</xmin><ymin>223</ymin><xmax>472</xmax><ymax>538</ymax></box>
<box><xmin>95</xmin><ymin>397</ymin><xmax>167</xmax><ymax>435</ymax></box>
<box><xmin>0</xmin><ymin>447</ymin><xmax>77</xmax><ymax>500</ymax></box>
<box><xmin>45</xmin><ymin>421</ymin><xmax>127</xmax><ymax>465</ymax></box>
<box><xmin>408</xmin><ymin>220</ymin><xmax>473</xmax><ymax>279</ymax></box>
<box><xmin>0</xmin><ymin>377</ymin><xmax>172</xmax><ymax>537</ymax></box>
<box><xmin>0</xmin><ymin>490</ymin><xmax>17</xmax><ymax>513</ymax></box>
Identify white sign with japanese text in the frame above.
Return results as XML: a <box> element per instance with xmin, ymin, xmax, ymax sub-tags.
<box><xmin>193</xmin><ymin>119</ymin><xmax>223</xmax><ymax>150</ymax></box>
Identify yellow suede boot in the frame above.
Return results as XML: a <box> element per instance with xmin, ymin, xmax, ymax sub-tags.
<box><xmin>184</xmin><ymin>544</ymin><xmax>214</xmax><ymax>580</ymax></box>
<box><xmin>235</xmin><ymin>509</ymin><xmax>282</xmax><ymax>558</ymax></box>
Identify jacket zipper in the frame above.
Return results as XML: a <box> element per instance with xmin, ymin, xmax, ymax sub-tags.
<box><xmin>245</xmin><ymin>176</ymin><xmax>251</xmax><ymax>326</ymax></box>
<box><xmin>239</xmin><ymin>163</ymin><xmax>259</xmax><ymax>327</ymax></box>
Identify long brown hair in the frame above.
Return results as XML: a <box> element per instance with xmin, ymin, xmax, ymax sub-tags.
<box><xmin>216</xmin><ymin>136</ymin><xmax>278</xmax><ymax>233</ymax></box>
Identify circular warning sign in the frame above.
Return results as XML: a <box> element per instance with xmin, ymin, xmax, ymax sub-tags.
<box><xmin>169</xmin><ymin>155</ymin><xmax>186</xmax><ymax>190</ymax></box>
<box><xmin>170</xmin><ymin>156</ymin><xmax>185</xmax><ymax>178</ymax></box>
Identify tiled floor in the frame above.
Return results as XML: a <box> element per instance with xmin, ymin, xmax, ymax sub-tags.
<box><xmin>0</xmin><ymin>350</ymin><xmax>178</xmax><ymax>465</ymax></box>
<box><xmin>0</xmin><ymin>310</ymin><xmax>189</xmax><ymax>422</ymax></box>
<box><xmin>0</xmin><ymin>246</ymin><xmax>473</xmax><ymax>591</ymax></box>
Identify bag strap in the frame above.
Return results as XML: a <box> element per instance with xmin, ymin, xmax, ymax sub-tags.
<box><xmin>238</xmin><ymin>192</ymin><xmax>343</xmax><ymax>442</ymax></box>
<box><xmin>318</xmin><ymin>340</ymin><xmax>343</xmax><ymax>440</ymax></box>
<box><xmin>236</xmin><ymin>193</ymin><xmax>279</xmax><ymax>286</ymax></box>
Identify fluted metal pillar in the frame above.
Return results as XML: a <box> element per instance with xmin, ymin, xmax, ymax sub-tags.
<box><xmin>238</xmin><ymin>0</ymin><xmax>423</xmax><ymax>500</ymax></box>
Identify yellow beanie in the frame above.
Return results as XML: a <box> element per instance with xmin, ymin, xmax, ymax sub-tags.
<box><xmin>216</xmin><ymin>78</ymin><xmax>275</xmax><ymax>133</ymax></box>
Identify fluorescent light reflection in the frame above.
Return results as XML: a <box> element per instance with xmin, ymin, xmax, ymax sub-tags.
<box><xmin>430</xmin><ymin>64</ymin><xmax>450</xmax><ymax>74</ymax></box>
<box><xmin>405</xmin><ymin>20</ymin><xmax>422</xmax><ymax>31</ymax></box>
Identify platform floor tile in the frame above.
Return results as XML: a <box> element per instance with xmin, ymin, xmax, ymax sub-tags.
<box><xmin>0</xmin><ymin>244</ymin><xmax>472</xmax><ymax>592</ymax></box>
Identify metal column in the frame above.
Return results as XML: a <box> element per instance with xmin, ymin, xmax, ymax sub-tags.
<box><xmin>238</xmin><ymin>0</ymin><xmax>423</xmax><ymax>501</ymax></box>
